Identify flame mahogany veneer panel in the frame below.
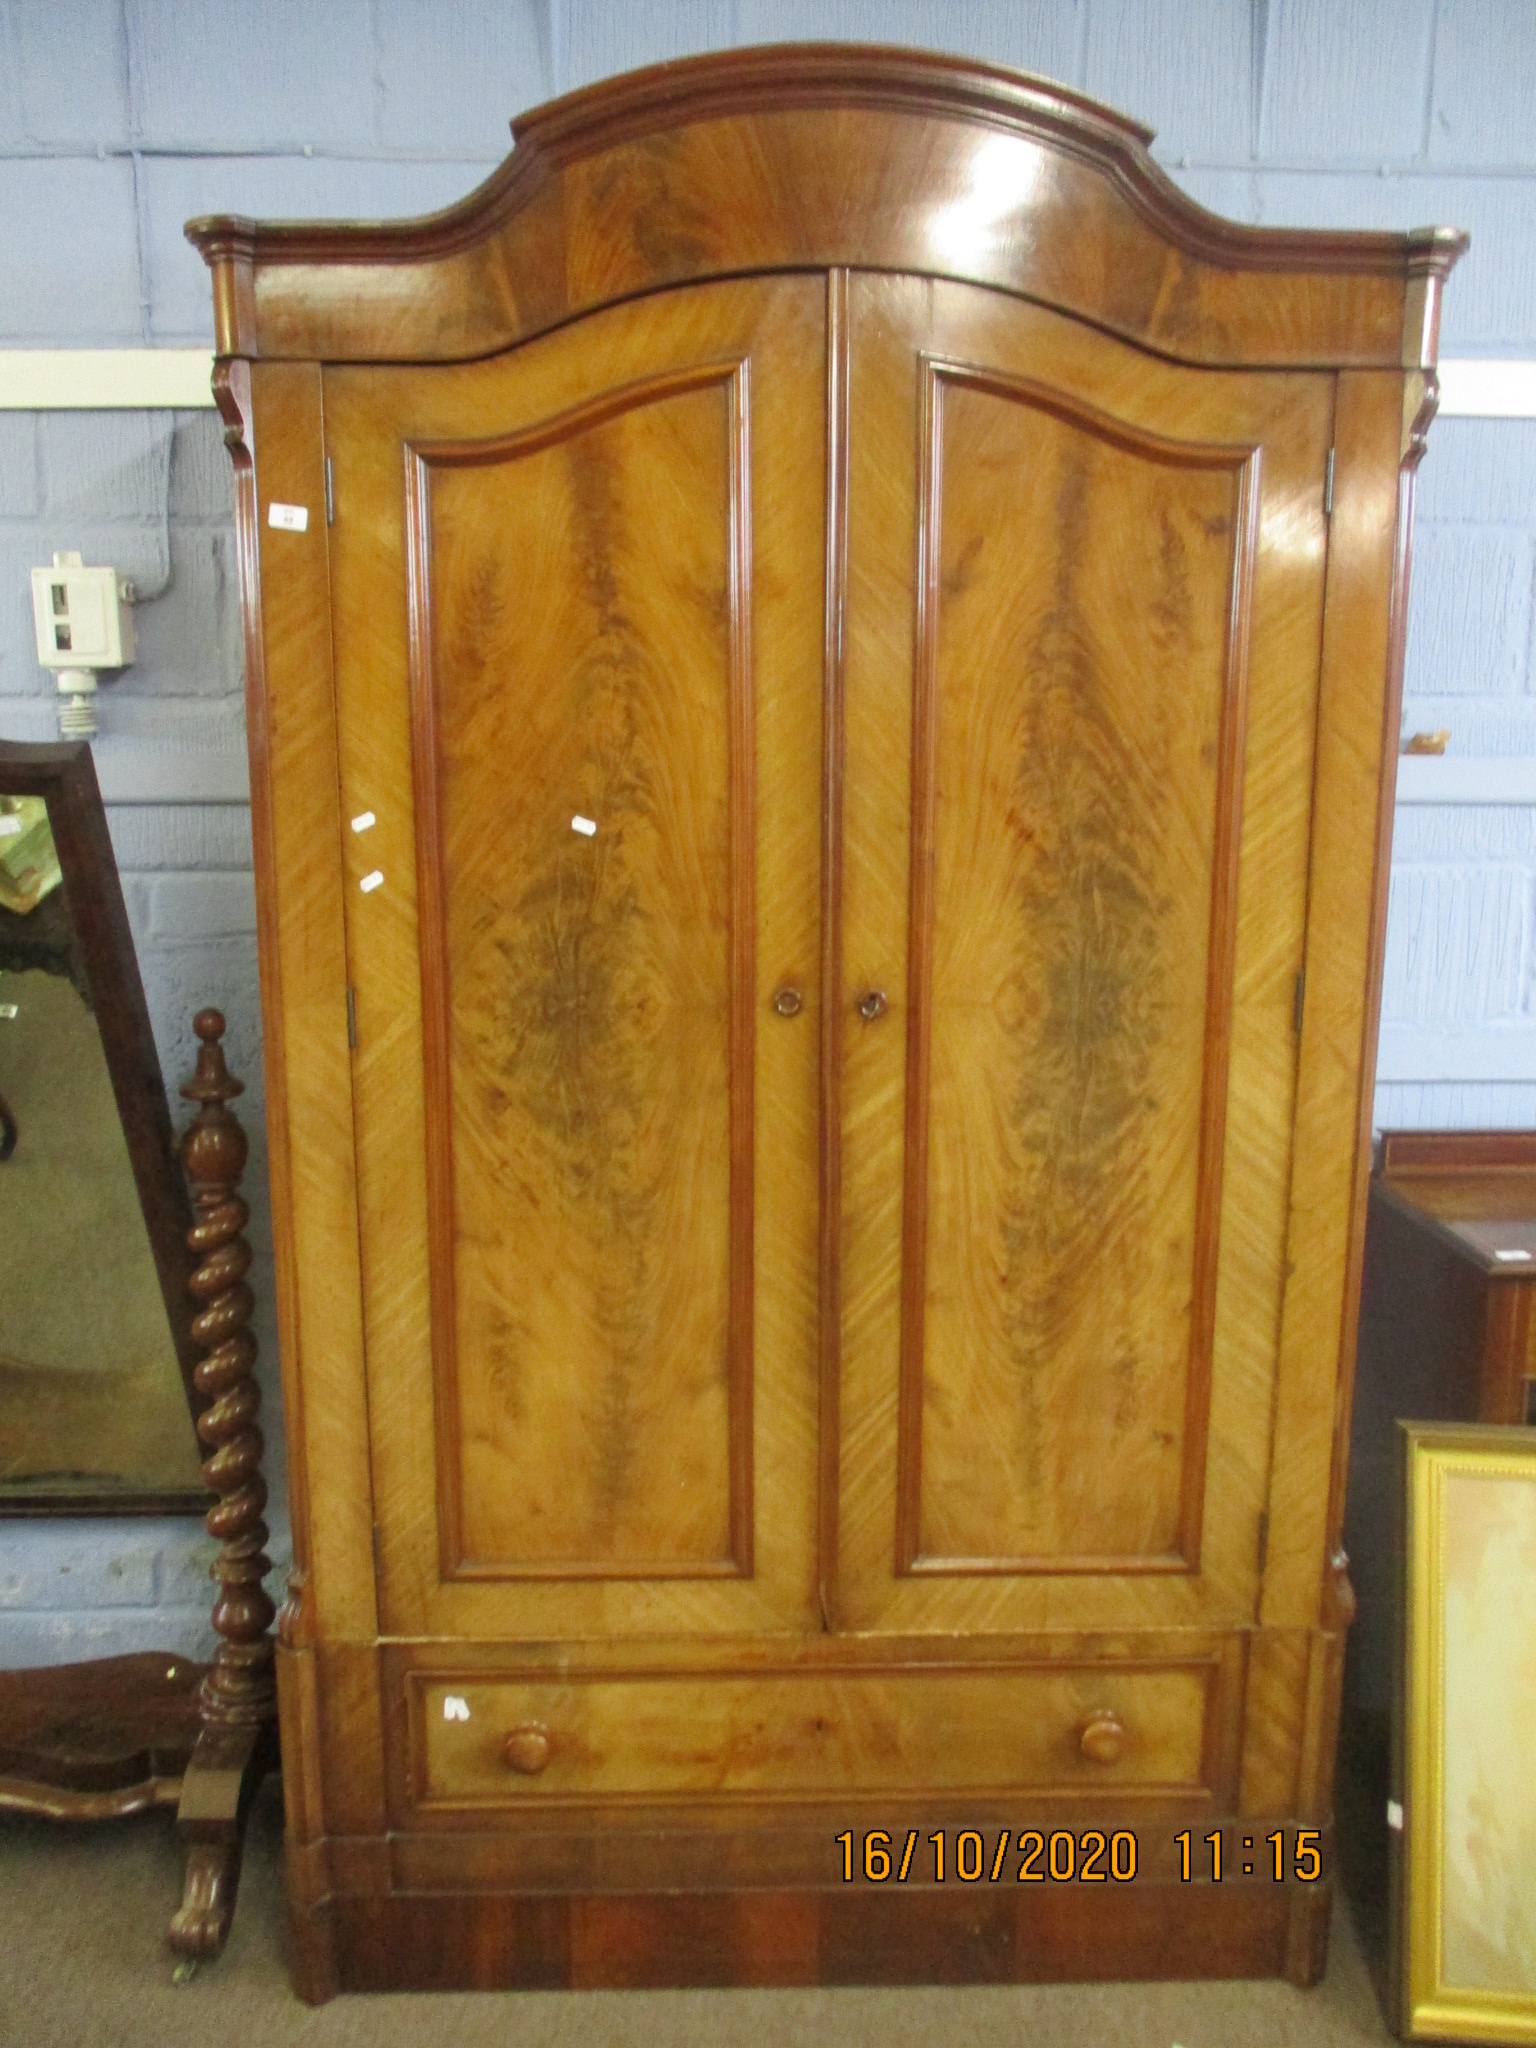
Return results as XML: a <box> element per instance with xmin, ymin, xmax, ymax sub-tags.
<box><xmin>407</xmin><ymin>368</ymin><xmax>752</xmax><ymax>1581</ymax></box>
<box><xmin>326</xmin><ymin>277</ymin><xmax>826</xmax><ymax>1644</ymax></box>
<box><xmin>836</xmin><ymin>276</ymin><xmax>1334</xmax><ymax>1639</ymax></box>
<box><xmin>902</xmin><ymin>364</ymin><xmax>1257</xmax><ymax>1578</ymax></box>
<box><xmin>187</xmin><ymin>47</ymin><xmax>1460</xmax><ymax>373</ymax></box>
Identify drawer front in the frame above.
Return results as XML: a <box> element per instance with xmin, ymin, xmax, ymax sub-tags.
<box><xmin>409</xmin><ymin>1663</ymin><xmax>1216</xmax><ymax>1810</ymax></box>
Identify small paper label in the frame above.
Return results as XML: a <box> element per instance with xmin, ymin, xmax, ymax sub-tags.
<box><xmin>359</xmin><ymin>869</ymin><xmax>384</xmax><ymax>894</ymax></box>
<box><xmin>0</xmin><ymin>816</ymin><xmax>21</xmax><ymax>837</ymax></box>
<box><xmin>571</xmin><ymin>814</ymin><xmax>597</xmax><ymax>837</ymax></box>
<box><xmin>1495</xmin><ymin>1248</ymin><xmax>1531</xmax><ymax>1262</ymax></box>
<box><xmin>351</xmin><ymin>810</ymin><xmax>376</xmax><ymax>834</ymax></box>
<box><xmin>1387</xmin><ymin>1799</ymin><xmax>1404</xmax><ymax>1832</ymax></box>
<box><xmin>443</xmin><ymin>1696</ymin><xmax>470</xmax><ymax>1723</ymax></box>
<box><xmin>0</xmin><ymin>1003</ymin><xmax>17</xmax><ymax>1020</ymax></box>
<box><xmin>267</xmin><ymin>501</ymin><xmax>309</xmax><ymax>532</ymax></box>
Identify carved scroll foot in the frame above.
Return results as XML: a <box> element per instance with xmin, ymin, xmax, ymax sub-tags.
<box><xmin>170</xmin><ymin>1841</ymin><xmax>240</xmax><ymax>1962</ymax></box>
<box><xmin>168</xmin><ymin>1720</ymin><xmax>277</xmax><ymax>1962</ymax></box>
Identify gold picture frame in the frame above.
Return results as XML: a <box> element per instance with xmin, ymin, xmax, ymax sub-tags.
<box><xmin>1397</xmin><ymin>1423</ymin><xmax>1536</xmax><ymax>2041</ymax></box>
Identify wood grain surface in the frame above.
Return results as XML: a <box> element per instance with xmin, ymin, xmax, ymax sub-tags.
<box><xmin>241</xmin><ymin>362</ymin><xmax>378</xmax><ymax>1649</ymax></box>
<box><xmin>897</xmin><ymin>359</ymin><xmax>1257</xmax><ymax>1580</ymax></box>
<box><xmin>297</xmin><ymin>1878</ymin><xmax>1303</xmax><ymax>1997</ymax></box>
<box><xmin>837</xmin><ymin>276</ymin><xmax>1333</xmax><ymax>1637</ymax></box>
<box><xmin>196</xmin><ymin>47</ymin><xmax>1464</xmax><ymax>1996</ymax></box>
<box><xmin>408</xmin><ymin>364</ymin><xmax>753</xmax><ymax>1580</ymax></box>
<box><xmin>408</xmin><ymin>1662</ymin><xmax>1214</xmax><ymax>1807</ymax></box>
<box><xmin>187</xmin><ymin>46</ymin><xmax>1460</xmax><ymax>375</ymax></box>
<box><xmin>326</xmin><ymin>277</ymin><xmax>825</xmax><ymax>1640</ymax></box>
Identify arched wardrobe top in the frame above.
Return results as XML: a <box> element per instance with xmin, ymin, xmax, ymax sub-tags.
<box><xmin>188</xmin><ymin>42</ymin><xmax>1465</xmax><ymax>374</ymax></box>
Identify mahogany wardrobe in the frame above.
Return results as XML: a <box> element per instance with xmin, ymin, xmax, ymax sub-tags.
<box><xmin>189</xmin><ymin>45</ymin><xmax>1464</xmax><ymax>1999</ymax></box>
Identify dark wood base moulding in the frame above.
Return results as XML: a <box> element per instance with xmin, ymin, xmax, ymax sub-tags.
<box><xmin>289</xmin><ymin>1874</ymin><xmax>1333</xmax><ymax>2001</ymax></box>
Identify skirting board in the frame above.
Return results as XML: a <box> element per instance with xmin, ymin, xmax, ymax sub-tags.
<box><xmin>0</xmin><ymin>352</ymin><xmax>1534</xmax><ymax>415</ymax></box>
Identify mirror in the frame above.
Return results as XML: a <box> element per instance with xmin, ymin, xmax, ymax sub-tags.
<box><xmin>0</xmin><ymin>741</ymin><xmax>206</xmax><ymax>1513</ymax></box>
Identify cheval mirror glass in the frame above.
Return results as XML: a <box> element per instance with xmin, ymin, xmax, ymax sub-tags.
<box><xmin>0</xmin><ymin>740</ymin><xmax>206</xmax><ymax>1512</ymax></box>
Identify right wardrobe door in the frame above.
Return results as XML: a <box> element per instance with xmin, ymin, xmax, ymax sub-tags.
<box><xmin>834</xmin><ymin>274</ymin><xmax>1335</xmax><ymax>1639</ymax></box>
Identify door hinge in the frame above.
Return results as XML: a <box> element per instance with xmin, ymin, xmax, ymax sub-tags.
<box><xmin>324</xmin><ymin>455</ymin><xmax>335</xmax><ymax>525</ymax></box>
<box><xmin>1293</xmin><ymin>969</ymin><xmax>1306</xmax><ymax>1035</ymax></box>
<box><xmin>1256</xmin><ymin>1509</ymin><xmax>1270</xmax><ymax>1576</ymax></box>
<box><xmin>345</xmin><ymin>984</ymin><xmax>358</xmax><ymax>1049</ymax></box>
<box><xmin>1323</xmin><ymin>447</ymin><xmax>1336</xmax><ymax>517</ymax></box>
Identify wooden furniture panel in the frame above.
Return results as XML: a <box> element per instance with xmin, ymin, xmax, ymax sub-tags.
<box><xmin>837</xmin><ymin>274</ymin><xmax>1332</xmax><ymax>1636</ymax></box>
<box><xmin>189</xmin><ymin>48</ymin><xmax>1448</xmax><ymax>373</ymax></box>
<box><xmin>1258</xmin><ymin>371</ymin><xmax>1418</xmax><ymax>1648</ymax></box>
<box><xmin>326</xmin><ymin>276</ymin><xmax>825</xmax><ymax>1641</ymax></box>
<box><xmin>407</xmin><ymin>1662</ymin><xmax>1215</xmax><ymax>1809</ymax></box>
<box><xmin>309</xmin><ymin>1883</ymin><xmax>1304</xmax><ymax>1994</ymax></box>
<box><xmin>1367</xmin><ymin>1130</ymin><xmax>1536</xmax><ymax>1426</ymax></box>
<box><xmin>414</xmin><ymin>370</ymin><xmax>749</xmax><ymax>1581</ymax></box>
<box><xmin>238</xmin><ymin>362</ymin><xmax>378</xmax><ymax>1649</ymax></box>
<box><xmin>0</xmin><ymin>1654</ymin><xmax>203</xmax><ymax>1821</ymax></box>
<box><xmin>188</xmin><ymin>43</ymin><xmax>1463</xmax><ymax>2000</ymax></box>
<box><xmin>908</xmin><ymin>368</ymin><xmax>1253</xmax><ymax>1577</ymax></box>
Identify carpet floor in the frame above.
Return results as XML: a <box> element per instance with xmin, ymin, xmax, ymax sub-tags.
<box><xmin>0</xmin><ymin>1780</ymin><xmax>1395</xmax><ymax>2047</ymax></box>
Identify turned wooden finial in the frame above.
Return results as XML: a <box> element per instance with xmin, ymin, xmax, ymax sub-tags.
<box><xmin>179</xmin><ymin>1010</ymin><xmax>274</xmax><ymax>1731</ymax></box>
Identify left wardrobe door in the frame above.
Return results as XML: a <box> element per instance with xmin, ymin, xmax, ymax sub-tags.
<box><xmin>325</xmin><ymin>278</ymin><xmax>827</xmax><ymax>1643</ymax></box>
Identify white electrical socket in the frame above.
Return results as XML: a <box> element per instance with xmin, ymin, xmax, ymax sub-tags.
<box><xmin>29</xmin><ymin>550</ymin><xmax>136</xmax><ymax>738</ymax></box>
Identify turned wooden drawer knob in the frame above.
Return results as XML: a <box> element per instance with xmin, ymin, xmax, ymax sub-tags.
<box><xmin>1078</xmin><ymin>1710</ymin><xmax>1127</xmax><ymax>1766</ymax></box>
<box><xmin>503</xmin><ymin>1721</ymin><xmax>552</xmax><ymax>1775</ymax></box>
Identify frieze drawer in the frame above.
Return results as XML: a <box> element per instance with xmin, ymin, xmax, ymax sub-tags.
<box><xmin>408</xmin><ymin>1663</ymin><xmax>1218</xmax><ymax>1811</ymax></box>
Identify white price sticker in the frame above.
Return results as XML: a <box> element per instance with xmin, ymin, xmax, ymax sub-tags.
<box><xmin>267</xmin><ymin>501</ymin><xmax>309</xmax><ymax>532</ymax></box>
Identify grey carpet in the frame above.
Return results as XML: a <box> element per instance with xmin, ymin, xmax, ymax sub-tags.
<box><xmin>0</xmin><ymin>1780</ymin><xmax>1396</xmax><ymax>2046</ymax></box>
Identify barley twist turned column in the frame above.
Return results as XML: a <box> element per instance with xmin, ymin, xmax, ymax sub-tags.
<box><xmin>168</xmin><ymin>1008</ymin><xmax>278</xmax><ymax>1967</ymax></box>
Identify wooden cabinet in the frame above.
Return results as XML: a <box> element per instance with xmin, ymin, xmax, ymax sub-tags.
<box><xmin>1367</xmin><ymin>1131</ymin><xmax>1536</xmax><ymax>1428</ymax></box>
<box><xmin>190</xmin><ymin>46</ymin><xmax>1464</xmax><ymax>1999</ymax></box>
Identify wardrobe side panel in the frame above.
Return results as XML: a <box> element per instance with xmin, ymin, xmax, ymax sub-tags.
<box><xmin>1259</xmin><ymin>372</ymin><xmax>1409</xmax><ymax>1636</ymax></box>
<box><xmin>246</xmin><ymin>360</ymin><xmax>377</xmax><ymax>1648</ymax></box>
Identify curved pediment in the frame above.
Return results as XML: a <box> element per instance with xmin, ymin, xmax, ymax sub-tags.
<box><xmin>188</xmin><ymin>42</ymin><xmax>1465</xmax><ymax>371</ymax></box>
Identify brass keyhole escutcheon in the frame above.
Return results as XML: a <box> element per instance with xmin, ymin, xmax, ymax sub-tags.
<box><xmin>503</xmin><ymin>1721</ymin><xmax>552</xmax><ymax>1775</ymax></box>
<box><xmin>772</xmin><ymin>986</ymin><xmax>803</xmax><ymax>1018</ymax></box>
<box><xmin>1078</xmin><ymin>1710</ymin><xmax>1126</xmax><ymax>1766</ymax></box>
<box><xmin>857</xmin><ymin>989</ymin><xmax>888</xmax><ymax>1021</ymax></box>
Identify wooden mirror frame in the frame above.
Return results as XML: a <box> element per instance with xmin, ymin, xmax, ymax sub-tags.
<box><xmin>0</xmin><ymin>738</ymin><xmax>208</xmax><ymax>1515</ymax></box>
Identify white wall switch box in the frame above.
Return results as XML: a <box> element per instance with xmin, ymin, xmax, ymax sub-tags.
<box><xmin>29</xmin><ymin>551</ymin><xmax>136</xmax><ymax>738</ymax></box>
<box><xmin>31</xmin><ymin>552</ymin><xmax>134</xmax><ymax>670</ymax></box>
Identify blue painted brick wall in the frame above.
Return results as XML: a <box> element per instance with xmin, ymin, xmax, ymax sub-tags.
<box><xmin>1</xmin><ymin>0</ymin><xmax>1534</xmax><ymax>1664</ymax></box>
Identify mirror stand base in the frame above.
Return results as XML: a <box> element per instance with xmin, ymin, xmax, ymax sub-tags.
<box><xmin>0</xmin><ymin>1650</ymin><xmax>206</xmax><ymax>1820</ymax></box>
<box><xmin>168</xmin><ymin>1717</ymin><xmax>281</xmax><ymax>1962</ymax></box>
<box><xmin>168</xmin><ymin>1009</ymin><xmax>279</xmax><ymax>1966</ymax></box>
